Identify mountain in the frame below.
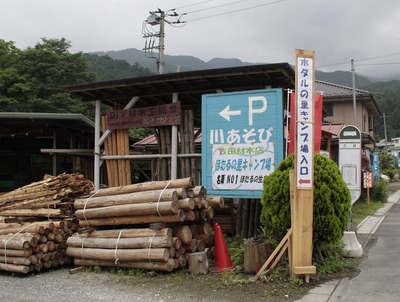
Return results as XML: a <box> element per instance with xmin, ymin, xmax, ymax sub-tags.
<box><xmin>90</xmin><ymin>48</ymin><xmax>373</xmax><ymax>88</ymax></box>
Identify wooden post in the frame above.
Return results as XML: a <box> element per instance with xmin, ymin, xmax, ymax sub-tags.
<box><xmin>292</xmin><ymin>49</ymin><xmax>317</xmax><ymax>280</ymax></box>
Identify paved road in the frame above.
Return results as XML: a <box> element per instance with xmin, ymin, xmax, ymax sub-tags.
<box><xmin>337</xmin><ymin>203</ymin><xmax>400</xmax><ymax>301</ymax></box>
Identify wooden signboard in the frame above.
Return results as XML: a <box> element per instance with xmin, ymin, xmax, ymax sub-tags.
<box><xmin>106</xmin><ymin>102</ymin><xmax>181</xmax><ymax>129</ymax></box>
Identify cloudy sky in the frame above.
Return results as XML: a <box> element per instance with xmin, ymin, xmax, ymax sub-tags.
<box><xmin>2</xmin><ymin>0</ymin><xmax>400</xmax><ymax>80</ymax></box>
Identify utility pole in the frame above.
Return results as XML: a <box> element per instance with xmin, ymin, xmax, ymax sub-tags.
<box><xmin>351</xmin><ymin>59</ymin><xmax>357</xmax><ymax>126</ymax></box>
<box><xmin>142</xmin><ymin>9</ymin><xmax>186</xmax><ymax>74</ymax></box>
<box><xmin>383</xmin><ymin>112</ymin><xmax>388</xmax><ymax>153</ymax></box>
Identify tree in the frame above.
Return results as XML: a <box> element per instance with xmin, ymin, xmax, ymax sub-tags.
<box><xmin>84</xmin><ymin>54</ymin><xmax>154</xmax><ymax>81</ymax></box>
<box><xmin>0</xmin><ymin>37</ymin><xmax>96</xmax><ymax>114</ymax></box>
<box><xmin>260</xmin><ymin>154</ymin><xmax>351</xmax><ymax>260</ymax></box>
<box><xmin>0</xmin><ymin>39</ymin><xmax>32</xmax><ymax>111</ymax></box>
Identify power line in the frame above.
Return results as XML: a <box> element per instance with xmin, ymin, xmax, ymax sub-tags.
<box><xmin>358</xmin><ymin>62</ymin><xmax>400</xmax><ymax>67</ymax></box>
<box><xmin>174</xmin><ymin>0</ymin><xmax>216</xmax><ymax>10</ymax></box>
<box><xmin>317</xmin><ymin>52</ymin><xmax>400</xmax><ymax>70</ymax></box>
<box><xmin>355</xmin><ymin>52</ymin><xmax>400</xmax><ymax>63</ymax></box>
<box><xmin>185</xmin><ymin>0</ymin><xmax>254</xmax><ymax>14</ymax></box>
<box><xmin>184</xmin><ymin>0</ymin><xmax>288</xmax><ymax>22</ymax></box>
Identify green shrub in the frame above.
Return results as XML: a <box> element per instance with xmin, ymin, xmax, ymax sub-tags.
<box><xmin>370</xmin><ymin>178</ymin><xmax>388</xmax><ymax>202</ymax></box>
<box><xmin>260</xmin><ymin>154</ymin><xmax>351</xmax><ymax>252</ymax></box>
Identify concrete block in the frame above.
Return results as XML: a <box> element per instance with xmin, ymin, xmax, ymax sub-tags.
<box><xmin>341</xmin><ymin>231</ymin><xmax>363</xmax><ymax>258</ymax></box>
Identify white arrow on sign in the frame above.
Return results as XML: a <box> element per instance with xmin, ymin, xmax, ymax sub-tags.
<box><xmin>219</xmin><ymin>105</ymin><xmax>241</xmax><ymax>121</ymax></box>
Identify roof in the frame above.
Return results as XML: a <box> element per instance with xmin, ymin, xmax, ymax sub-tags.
<box><xmin>0</xmin><ymin>112</ymin><xmax>95</xmax><ymax>134</ymax></box>
<box><xmin>316</xmin><ymin>80</ymin><xmax>381</xmax><ymax>117</ymax></box>
<box><xmin>322</xmin><ymin>123</ymin><xmax>346</xmax><ymax>138</ymax></box>
<box><xmin>0</xmin><ymin>112</ymin><xmax>95</xmax><ymax>151</ymax></box>
<box><xmin>65</xmin><ymin>63</ymin><xmax>295</xmax><ymax>126</ymax></box>
<box><xmin>316</xmin><ymin>80</ymin><xmax>371</xmax><ymax>97</ymax></box>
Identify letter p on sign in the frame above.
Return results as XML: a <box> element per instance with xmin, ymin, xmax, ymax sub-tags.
<box><xmin>248</xmin><ymin>96</ymin><xmax>267</xmax><ymax>126</ymax></box>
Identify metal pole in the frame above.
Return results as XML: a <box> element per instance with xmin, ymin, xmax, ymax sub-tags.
<box><xmin>158</xmin><ymin>12</ymin><xmax>165</xmax><ymax>74</ymax></box>
<box><xmin>351</xmin><ymin>59</ymin><xmax>356</xmax><ymax>126</ymax></box>
<box><xmin>171</xmin><ymin>93</ymin><xmax>178</xmax><ymax>180</ymax></box>
<box><xmin>94</xmin><ymin>100</ymin><xmax>101</xmax><ymax>190</ymax></box>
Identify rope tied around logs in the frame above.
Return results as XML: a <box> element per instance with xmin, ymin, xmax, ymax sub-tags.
<box><xmin>114</xmin><ymin>229</ymin><xmax>125</xmax><ymax>264</ymax></box>
<box><xmin>156</xmin><ymin>179</ymin><xmax>173</xmax><ymax>223</ymax></box>
<box><xmin>147</xmin><ymin>233</ymin><xmax>157</xmax><ymax>264</ymax></box>
<box><xmin>80</xmin><ymin>232</ymin><xmax>89</xmax><ymax>262</ymax></box>
<box><xmin>82</xmin><ymin>190</ymin><xmax>99</xmax><ymax>227</ymax></box>
<box><xmin>4</xmin><ymin>224</ymin><xmax>33</xmax><ymax>271</ymax></box>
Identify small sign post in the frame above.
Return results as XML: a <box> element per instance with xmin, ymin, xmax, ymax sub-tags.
<box><xmin>364</xmin><ymin>171</ymin><xmax>373</xmax><ymax>207</ymax></box>
<box><xmin>339</xmin><ymin>125</ymin><xmax>362</xmax><ymax>205</ymax></box>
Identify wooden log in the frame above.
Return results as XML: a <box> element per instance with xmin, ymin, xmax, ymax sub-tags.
<box><xmin>197</xmin><ymin>240</ymin><xmax>206</xmax><ymax>252</ymax></box>
<box><xmin>74</xmin><ymin>190</ymin><xmax>180</xmax><ymax>209</ymax></box>
<box><xmin>194</xmin><ymin>198</ymin><xmax>203</xmax><ymax>209</ymax></box>
<box><xmin>74</xmin><ymin>257</ymin><xmax>175</xmax><ymax>272</ymax></box>
<box><xmin>195</xmin><ymin>233</ymin><xmax>214</xmax><ymax>248</ymax></box>
<box><xmin>192</xmin><ymin>186</ymin><xmax>205</xmax><ymax>199</ymax></box>
<box><xmin>188</xmin><ymin>225</ymin><xmax>198</xmax><ymax>238</ymax></box>
<box><xmin>183</xmin><ymin>111</ymin><xmax>191</xmax><ymax>178</ymax></box>
<box><xmin>177</xmin><ymin>198</ymin><xmax>195</xmax><ymax>211</ymax></box>
<box><xmin>111</xmin><ymin>127</ymin><xmax>119</xmax><ymax>187</ymax></box>
<box><xmin>173</xmin><ymin>225</ymin><xmax>192</xmax><ymax>245</ymax></box>
<box><xmin>0</xmin><ymin>255</ymin><xmax>31</xmax><ymax>266</ymax></box>
<box><xmin>187</xmin><ymin>251</ymin><xmax>209</xmax><ymax>275</ymax></box>
<box><xmin>79</xmin><ymin>210</ymin><xmax>185</xmax><ymax>227</ymax></box>
<box><xmin>0</xmin><ymin>235</ymin><xmax>37</xmax><ymax>249</ymax></box>
<box><xmin>84</xmin><ymin>228</ymin><xmax>172</xmax><ymax>238</ymax></box>
<box><xmin>186</xmin><ymin>239</ymin><xmax>199</xmax><ymax>253</ymax></box>
<box><xmin>92</xmin><ymin>177</ymin><xmax>194</xmax><ymax>197</ymax></box>
<box><xmin>102</xmin><ymin>116</ymin><xmax>114</xmax><ymax>188</ymax></box>
<box><xmin>0</xmin><ymin>248</ymin><xmax>32</xmax><ymax>257</ymax></box>
<box><xmin>188</xmin><ymin>110</ymin><xmax>197</xmax><ymax>184</ymax></box>
<box><xmin>38</xmin><ymin>243</ymin><xmax>48</xmax><ymax>254</ymax></box>
<box><xmin>178</xmin><ymin>255</ymin><xmax>187</xmax><ymax>268</ymax></box>
<box><xmin>28</xmin><ymin>255</ymin><xmax>38</xmax><ymax>265</ymax></box>
<box><xmin>75</xmin><ymin>201</ymin><xmax>179</xmax><ymax>220</ymax></box>
<box><xmin>0</xmin><ymin>208</ymin><xmax>62</xmax><ymax>218</ymax></box>
<box><xmin>172</xmin><ymin>237</ymin><xmax>182</xmax><ymax>250</ymax></box>
<box><xmin>244</xmin><ymin>239</ymin><xmax>273</xmax><ymax>273</ymax></box>
<box><xmin>206</xmin><ymin>195</ymin><xmax>224</xmax><ymax>208</ymax></box>
<box><xmin>47</xmin><ymin>241</ymin><xmax>56</xmax><ymax>252</ymax></box>
<box><xmin>184</xmin><ymin>211</ymin><xmax>195</xmax><ymax>221</ymax></box>
<box><xmin>0</xmin><ymin>224</ymin><xmax>45</xmax><ymax>235</ymax></box>
<box><xmin>203</xmin><ymin>207</ymin><xmax>214</xmax><ymax>220</ymax></box>
<box><xmin>197</xmin><ymin>222</ymin><xmax>212</xmax><ymax>235</ymax></box>
<box><xmin>67</xmin><ymin>247</ymin><xmax>170</xmax><ymax>262</ymax></box>
<box><xmin>0</xmin><ymin>262</ymin><xmax>30</xmax><ymax>274</ymax></box>
<box><xmin>67</xmin><ymin>235</ymin><xmax>172</xmax><ymax>249</ymax></box>
<box><xmin>169</xmin><ymin>246</ymin><xmax>176</xmax><ymax>258</ymax></box>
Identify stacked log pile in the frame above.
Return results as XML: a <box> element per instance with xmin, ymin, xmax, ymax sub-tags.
<box><xmin>68</xmin><ymin>177</ymin><xmax>222</xmax><ymax>272</ymax></box>
<box><xmin>0</xmin><ymin>173</ymin><xmax>94</xmax><ymax>219</ymax></box>
<box><xmin>0</xmin><ymin>219</ymin><xmax>78</xmax><ymax>274</ymax></box>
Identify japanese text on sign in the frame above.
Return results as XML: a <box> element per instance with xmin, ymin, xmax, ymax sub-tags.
<box><xmin>106</xmin><ymin>102</ymin><xmax>181</xmax><ymax>129</ymax></box>
<box><xmin>212</xmin><ymin>142</ymin><xmax>274</xmax><ymax>190</ymax></box>
<box><xmin>296</xmin><ymin>56</ymin><xmax>314</xmax><ymax>189</ymax></box>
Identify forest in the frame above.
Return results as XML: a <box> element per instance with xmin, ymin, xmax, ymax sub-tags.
<box><xmin>1</xmin><ymin>37</ymin><xmax>400</xmax><ymax>141</ymax></box>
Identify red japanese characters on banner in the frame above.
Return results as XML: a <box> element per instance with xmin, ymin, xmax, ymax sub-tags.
<box><xmin>288</xmin><ymin>92</ymin><xmax>323</xmax><ymax>155</ymax></box>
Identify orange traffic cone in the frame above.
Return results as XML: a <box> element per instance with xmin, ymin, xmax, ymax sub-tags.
<box><xmin>214</xmin><ymin>223</ymin><xmax>234</xmax><ymax>271</ymax></box>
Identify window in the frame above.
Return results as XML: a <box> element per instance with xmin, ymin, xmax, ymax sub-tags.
<box><xmin>323</xmin><ymin>103</ymin><xmax>333</xmax><ymax>117</ymax></box>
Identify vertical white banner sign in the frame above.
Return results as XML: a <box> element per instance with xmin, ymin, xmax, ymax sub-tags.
<box><xmin>296</xmin><ymin>54</ymin><xmax>314</xmax><ymax>189</ymax></box>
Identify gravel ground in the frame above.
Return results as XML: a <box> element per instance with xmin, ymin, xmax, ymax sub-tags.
<box><xmin>0</xmin><ymin>266</ymin><xmax>310</xmax><ymax>302</ymax></box>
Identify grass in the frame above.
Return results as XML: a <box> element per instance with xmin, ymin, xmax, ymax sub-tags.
<box><xmin>351</xmin><ymin>199</ymin><xmax>385</xmax><ymax>226</ymax></box>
